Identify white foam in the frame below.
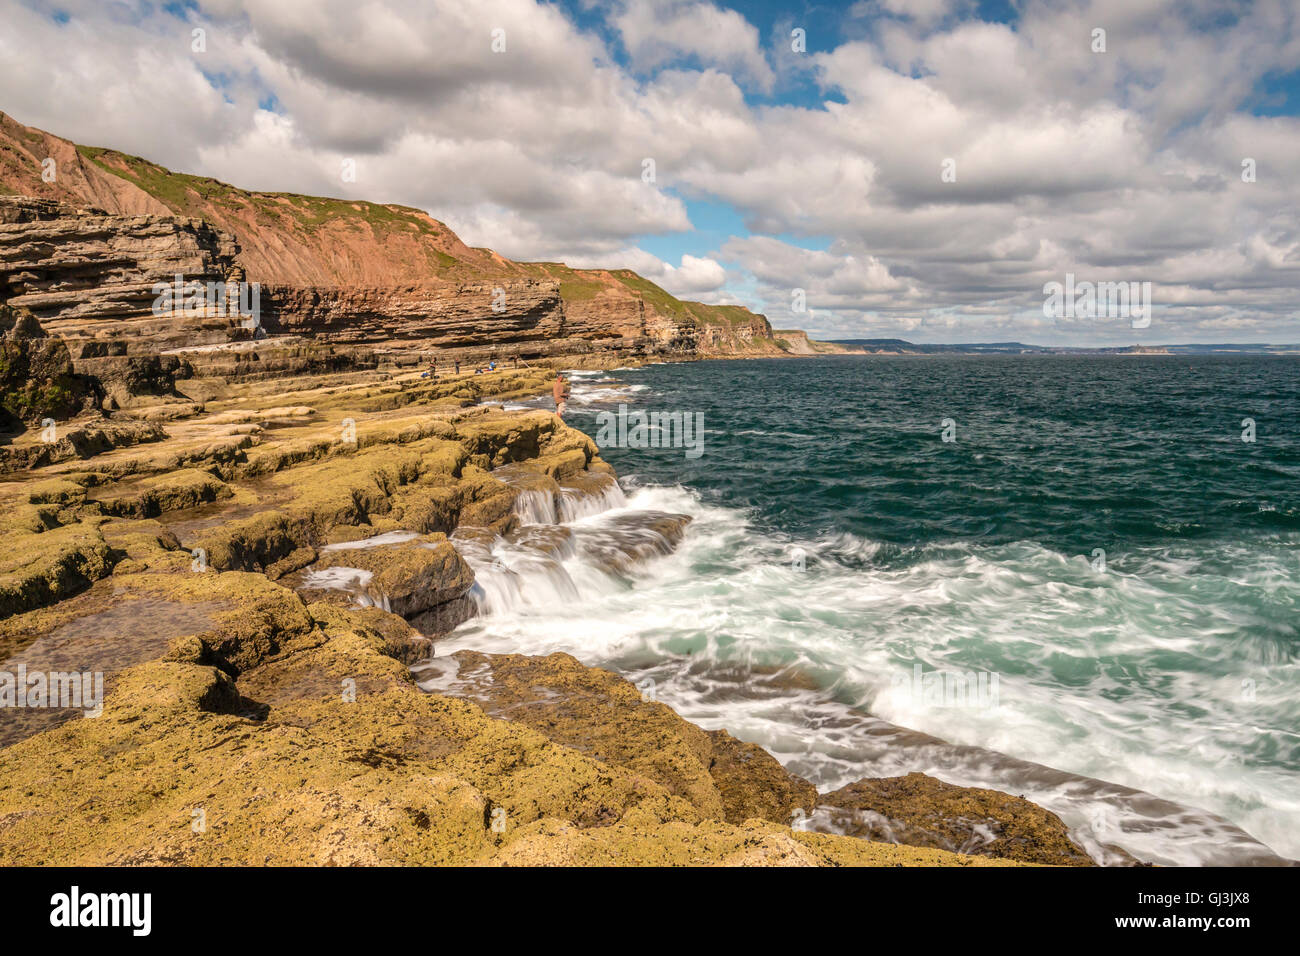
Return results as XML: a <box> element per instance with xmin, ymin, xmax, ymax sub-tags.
<box><xmin>301</xmin><ymin>566</ymin><xmax>374</xmax><ymax>589</ymax></box>
<box><xmin>319</xmin><ymin>530</ymin><xmax>420</xmax><ymax>551</ymax></box>
<box><xmin>511</xmin><ymin>489</ymin><xmax>559</xmax><ymax>525</ymax></box>
<box><xmin>558</xmin><ymin>479</ymin><xmax>627</xmax><ymax>522</ymax></box>
<box><xmin>434</xmin><ymin>481</ymin><xmax>1300</xmax><ymax>865</ymax></box>
<box><xmin>299</xmin><ymin>565</ymin><xmax>392</xmax><ymax>611</ymax></box>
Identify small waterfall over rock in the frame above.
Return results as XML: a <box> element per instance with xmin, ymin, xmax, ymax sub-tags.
<box><xmin>292</xmin><ymin>465</ymin><xmax>688</xmax><ymax>630</ymax></box>
<box><xmin>452</xmin><ymin>526</ymin><xmax>584</xmax><ymax>616</ymax></box>
<box><xmin>558</xmin><ymin>473</ymin><xmax>626</xmax><ymax>522</ymax></box>
<box><xmin>510</xmin><ymin>488</ymin><xmax>559</xmax><ymax>525</ymax></box>
<box><xmin>319</xmin><ymin>530</ymin><xmax>420</xmax><ymax>551</ymax></box>
<box><xmin>452</xmin><ymin>470</ymin><xmax>686</xmax><ymax>616</ymax></box>
<box><xmin>504</xmin><ymin>469</ymin><xmax>626</xmax><ymax>526</ymax></box>
<box><xmin>300</xmin><ymin>566</ymin><xmax>391</xmax><ymax>612</ymax></box>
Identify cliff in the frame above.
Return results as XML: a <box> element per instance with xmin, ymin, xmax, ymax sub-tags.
<box><xmin>0</xmin><ymin>110</ymin><xmax>1107</xmax><ymax>868</ymax></box>
<box><xmin>0</xmin><ymin>110</ymin><xmax>786</xmax><ymax>364</ymax></box>
<box><xmin>771</xmin><ymin>329</ymin><xmax>858</xmax><ymax>355</ymax></box>
<box><xmin>0</xmin><ymin>196</ymin><xmax>240</xmax><ymax>353</ymax></box>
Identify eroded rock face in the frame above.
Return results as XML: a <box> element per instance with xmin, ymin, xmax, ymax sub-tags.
<box><xmin>422</xmin><ymin>650</ymin><xmax>818</xmax><ymax>827</ymax></box>
<box><xmin>706</xmin><ymin>729</ymin><xmax>819</xmax><ymax>826</ymax></box>
<box><xmin>313</xmin><ymin>535</ymin><xmax>474</xmax><ymax>617</ymax></box>
<box><xmin>259</xmin><ymin>282</ymin><xmax>565</xmax><ymax>349</ymax></box>
<box><xmin>0</xmin><ymin>197</ymin><xmax>241</xmax><ymax>356</ymax></box>
<box><xmin>0</xmin><ymin>577</ymin><xmax>1022</xmax><ymax>867</ymax></box>
<box><xmin>0</xmin><ymin>113</ymin><xmax>800</xmax><ymax>365</ymax></box>
<box><xmin>0</xmin><ymin>518</ymin><xmax>117</xmax><ymax>621</ymax></box>
<box><xmin>814</xmin><ymin>772</ymin><xmax>1096</xmax><ymax>866</ymax></box>
<box><xmin>0</xmin><ymin>418</ymin><xmax>166</xmax><ymax>472</ymax></box>
<box><xmin>0</xmin><ymin>303</ymin><xmax>87</xmax><ymax>425</ymax></box>
<box><xmin>0</xmin><ymin>192</ymin><xmax>780</xmax><ymax>366</ymax></box>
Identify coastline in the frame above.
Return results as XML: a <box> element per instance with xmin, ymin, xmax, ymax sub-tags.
<box><xmin>0</xmin><ymin>357</ymin><xmax>1096</xmax><ymax>866</ymax></box>
<box><xmin>0</xmin><ymin>111</ymin><xmax>1285</xmax><ymax>868</ymax></box>
<box><xmin>545</xmin><ymin>357</ymin><xmax>1299</xmax><ymax>867</ymax></box>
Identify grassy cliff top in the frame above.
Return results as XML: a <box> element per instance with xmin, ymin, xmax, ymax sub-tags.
<box><xmin>0</xmin><ymin>110</ymin><xmax>772</xmax><ymax>333</ymax></box>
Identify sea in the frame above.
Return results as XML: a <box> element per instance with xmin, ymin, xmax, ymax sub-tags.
<box><xmin>436</xmin><ymin>354</ymin><xmax>1300</xmax><ymax>866</ymax></box>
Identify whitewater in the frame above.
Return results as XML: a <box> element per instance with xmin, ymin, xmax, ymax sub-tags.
<box><xmin>433</xmin><ymin>356</ymin><xmax>1300</xmax><ymax>866</ymax></box>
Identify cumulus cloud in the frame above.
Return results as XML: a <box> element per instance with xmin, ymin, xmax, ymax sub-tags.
<box><xmin>558</xmin><ymin>248</ymin><xmax>726</xmax><ymax>295</ymax></box>
<box><xmin>655</xmin><ymin>253</ymin><xmax>728</xmax><ymax>293</ymax></box>
<box><xmin>610</xmin><ymin>0</ymin><xmax>775</xmax><ymax>90</ymax></box>
<box><xmin>1</xmin><ymin>0</ymin><xmax>1298</xmax><ymax>342</ymax></box>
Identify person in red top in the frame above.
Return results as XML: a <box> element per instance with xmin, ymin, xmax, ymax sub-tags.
<box><xmin>553</xmin><ymin>372</ymin><xmax>570</xmax><ymax>419</ymax></box>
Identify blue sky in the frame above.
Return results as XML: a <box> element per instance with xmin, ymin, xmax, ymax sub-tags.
<box><xmin>8</xmin><ymin>0</ymin><xmax>1300</xmax><ymax>343</ymax></box>
<box><xmin>544</xmin><ymin>0</ymin><xmax>1300</xmax><ymax>343</ymax></box>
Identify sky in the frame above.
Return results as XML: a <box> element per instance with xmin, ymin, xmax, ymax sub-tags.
<box><xmin>2</xmin><ymin>0</ymin><xmax>1299</xmax><ymax>344</ymax></box>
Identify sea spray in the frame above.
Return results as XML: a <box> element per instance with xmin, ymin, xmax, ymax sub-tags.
<box><xmin>438</xmin><ymin>481</ymin><xmax>1297</xmax><ymax>866</ymax></box>
<box><xmin>440</xmin><ymin>355</ymin><xmax>1300</xmax><ymax>864</ymax></box>
<box><xmin>511</xmin><ymin>489</ymin><xmax>559</xmax><ymax>525</ymax></box>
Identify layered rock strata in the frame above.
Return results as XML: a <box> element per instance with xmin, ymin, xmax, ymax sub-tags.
<box><xmin>0</xmin><ymin>111</ymin><xmax>793</xmax><ymax>371</ymax></box>
<box><xmin>0</xmin><ymin>357</ymin><xmax>1092</xmax><ymax>866</ymax></box>
<box><xmin>0</xmin><ymin>110</ymin><xmax>1081</xmax><ymax>867</ymax></box>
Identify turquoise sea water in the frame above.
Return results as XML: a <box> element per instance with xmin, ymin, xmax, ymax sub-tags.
<box><xmin>441</xmin><ymin>355</ymin><xmax>1300</xmax><ymax>865</ymax></box>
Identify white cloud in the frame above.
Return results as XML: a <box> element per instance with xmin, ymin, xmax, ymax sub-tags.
<box><xmin>557</xmin><ymin>248</ymin><xmax>726</xmax><ymax>297</ymax></box>
<box><xmin>1</xmin><ymin>0</ymin><xmax>1299</xmax><ymax>342</ymax></box>
<box><xmin>657</xmin><ymin>253</ymin><xmax>728</xmax><ymax>293</ymax></box>
<box><xmin>611</xmin><ymin>0</ymin><xmax>775</xmax><ymax>90</ymax></box>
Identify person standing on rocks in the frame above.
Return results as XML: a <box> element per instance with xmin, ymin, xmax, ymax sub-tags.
<box><xmin>553</xmin><ymin>372</ymin><xmax>570</xmax><ymax>419</ymax></box>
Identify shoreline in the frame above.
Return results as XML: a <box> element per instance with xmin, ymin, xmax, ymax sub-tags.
<box><xmin>0</xmin><ymin>354</ymin><xmax>1109</xmax><ymax>866</ymax></box>
<box><xmin>2</xmin><ymin>329</ymin><xmax>1292</xmax><ymax>865</ymax></box>
<box><xmin>545</xmin><ymin>362</ymin><xmax>1298</xmax><ymax>867</ymax></box>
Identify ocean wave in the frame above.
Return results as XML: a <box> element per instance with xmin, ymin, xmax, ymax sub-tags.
<box><xmin>439</xmin><ymin>478</ymin><xmax>1300</xmax><ymax>865</ymax></box>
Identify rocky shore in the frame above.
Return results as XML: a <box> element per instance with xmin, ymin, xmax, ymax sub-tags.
<box><xmin>0</xmin><ymin>335</ymin><xmax>1100</xmax><ymax>866</ymax></box>
<box><xmin>0</xmin><ymin>109</ymin><xmax>1097</xmax><ymax>866</ymax></box>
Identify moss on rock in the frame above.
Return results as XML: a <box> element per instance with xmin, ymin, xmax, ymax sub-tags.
<box><xmin>313</xmin><ymin>535</ymin><xmax>474</xmax><ymax>617</ymax></box>
<box><xmin>90</xmin><ymin>468</ymin><xmax>233</xmax><ymax>518</ymax></box>
<box><xmin>438</xmin><ymin>651</ymin><xmax>818</xmax><ymax>827</ymax></box>
<box><xmin>0</xmin><ymin>520</ymin><xmax>116</xmax><ymax>619</ymax></box>
<box><xmin>816</xmin><ymin>772</ymin><xmax>1095</xmax><ymax>866</ymax></box>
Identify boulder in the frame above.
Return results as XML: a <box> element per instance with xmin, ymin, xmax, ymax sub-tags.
<box><xmin>815</xmin><ymin>772</ymin><xmax>1095</xmax><ymax>866</ymax></box>
<box><xmin>313</xmin><ymin>535</ymin><xmax>475</xmax><ymax>618</ymax></box>
<box><xmin>0</xmin><ymin>303</ymin><xmax>87</xmax><ymax>425</ymax></box>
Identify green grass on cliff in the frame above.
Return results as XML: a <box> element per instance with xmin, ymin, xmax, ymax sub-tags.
<box><xmin>73</xmin><ymin>142</ymin><xmax>770</xmax><ymax>329</ymax></box>
<box><xmin>78</xmin><ymin>147</ymin><xmax>452</xmax><ymax>247</ymax></box>
<box><xmin>687</xmin><ymin>303</ymin><xmax>760</xmax><ymax>327</ymax></box>
<box><xmin>275</xmin><ymin>193</ymin><xmax>442</xmax><ymax>236</ymax></box>
<box><xmin>516</xmin><ymin>263</ymin><xmax>605</xmax><ymax>302</ymax></box>
<box><xmin>513</xmin><ymin>264</ymin><xmax>757</xmax><ymax>329</ymax></box>
<box><xmin>79</xmin><ymin>146</ymin><xmax>226</xmax><ymax>214</ymax></box>
<box><xmin>610</xmin><ymin>273</ymin><xmax>757</xmax><ymax>328</ymax></box>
